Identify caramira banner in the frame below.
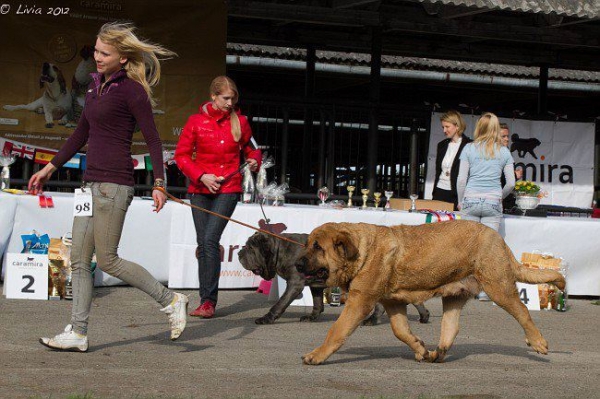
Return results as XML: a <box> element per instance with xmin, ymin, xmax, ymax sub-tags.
<box><xmin>425</xmin><ymin>112</ymin><xmax>595</xmax><ymax>208</ymax></box>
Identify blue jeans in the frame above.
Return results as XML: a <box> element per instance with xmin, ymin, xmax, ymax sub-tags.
<box><xmin>460</xmin><ymin>197</ymin><xmax>503</xmax><ymax>231</ymax></box>
<box><xmin>190</xmin><ymin>193</ymin><xmax>238</xmax><ymax>304</ymax></box>
<box><xmin>70</xmin><ymin>183</ymin><xmax>174</xmax><ymax>335</ymax></box>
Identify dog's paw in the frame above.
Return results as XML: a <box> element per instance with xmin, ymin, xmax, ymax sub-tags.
<box><xmin>302</xmin><ymin>350</ymin><xmax>326</xmax><ymax>365</ymax></box>
<box><xmin>526</xmin><ymin>337</ymin><xmax>549</xmax><ymax>355</ymax></box>
<box><xmin>299</xmin><ymin>314</ymin><xmax>319</xmax><ymax>322</ymax></box>
<box><xmin>418</xmin><ymin>310</ymin><xmax>430</xmax><ymax>324</ymax></box>
<box><xmin>430</xmin><ymin>347</ymin><xmax>447</xmax><ymax>363</ymax></box>
<box><xmin>255</xmin><ymin>314</ymin><xmax>276</xmax><ymax>325</ymax></box>
<box><xmin>3</xmin><ymin>105</ymin><xmax>16</xmax><ymax>111</ymax></box>
<box><xmin>415</xmin><ymin>350</ymin><xmax>440</xmax><ymax>363</ymax></box>
<box><xmin>45</xmin><ymin>123</ymin><xmax>54</xmax><ymax>128</ymax></box>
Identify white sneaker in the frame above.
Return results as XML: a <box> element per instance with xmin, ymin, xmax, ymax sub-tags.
<box><xmin>39</xmin><ymin>324</ymin><xmax>88</xmax><ymax>352</ymax></box>
<box><xmin>160</xmin><ymin>293</ymin><xmax>188</xmax><ymax>340</ymax></box>
<box><xmin>478</xmin><ymin>292</ymin><xmax>492</xmax><ymax>301</ymax></box>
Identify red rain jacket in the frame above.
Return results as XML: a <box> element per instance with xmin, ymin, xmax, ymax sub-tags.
<box><xmin>175</xmin><ymin>102</ymin><xmax>261</xmax><ymax>194</ymax></box>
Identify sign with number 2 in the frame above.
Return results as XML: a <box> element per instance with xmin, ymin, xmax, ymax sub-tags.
<box><xmin>4</xmin><ymin>253</ymin><xmax>49</xmax><ymax>300</ymax></box>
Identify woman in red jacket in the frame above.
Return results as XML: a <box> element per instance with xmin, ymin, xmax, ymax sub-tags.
<box><xmin>175</xmin><ymin>76</ymin><xmax>261</xmax><ymax>318</ymax></box>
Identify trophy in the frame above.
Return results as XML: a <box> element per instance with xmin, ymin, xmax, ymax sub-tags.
<box><xmin>0</xmin><ymin>150</ymin><xmax>16</xmax><ymax>190</ymax></box>
<box><xmin>361</xmin><ymin>188</ymin><xmax>370</xmax><ymax>209</ymax></box>
<box><xmin>373</xmin><ymin>192</ymin><xmax>382</xmax><ymax>209</ymax></box>
<box><xmin>346</xmin><ymin>185</ymin><xmax>355</xmax><ymax>207</ymax></box>
<box><xmin>48</xmin><ymin>262</ymin><xmax>63</xmax><ymax>300</ymax></box>
<box><xmin>409</xmin><ymin>194</ymin><xmax>418</xmax><ymax>213</ymax></box>
<box><xmin>317</xmin><ymin>186</ymin><xmax>329</xmax><ymax>206</ymax></box>
<box><xmin>384</xmin><ymin>190</ymin><xmax>393</xmax><ymax>210</ymax></box>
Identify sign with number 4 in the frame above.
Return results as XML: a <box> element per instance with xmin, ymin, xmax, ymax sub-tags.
<box><xmin>516</xmin><ymin>282</ymin><xmax>541</xmax><ymax>311</ymax></box>
<box><xmin>4</xmin><ymin>253</ymin><xmax>49</xmax><ymax>300</ymax></box>
<box><xmin>73</xmin><ymin>188</ymin><xmax>93</xmax><ymax>217</ymax></box>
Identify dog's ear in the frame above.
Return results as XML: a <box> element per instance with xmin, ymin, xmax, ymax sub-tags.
<box><xmin>55</xmin><ymin>67</ymin><xmax>67</xmax><ymax>94</ymax></box>
<box><xmin>333</xmin><ymin>231</ymin><xmax>358</xmax><ymax>262</ymax></box>
<box><xmin>81</xmin><ymin>45</ymin><xmax>94</xmax><ymax>60</ymax></box>
<box><xmin>511</xmin><ymin>134</ymin><xmax>518</xmax><ymax>140</ymax></box>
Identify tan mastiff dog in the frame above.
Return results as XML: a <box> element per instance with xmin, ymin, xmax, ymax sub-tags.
<box><xmin>297</xmin><ymin>220</ymin><xmax>566</xmax><ymax>365</ymax></box>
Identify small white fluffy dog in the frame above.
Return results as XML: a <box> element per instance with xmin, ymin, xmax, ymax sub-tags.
<box><xmin>3</xmin><ymin>62</ymin><xmax>72</xmax><ymax>128</ymax></box>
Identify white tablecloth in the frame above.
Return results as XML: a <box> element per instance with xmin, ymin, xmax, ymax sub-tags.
<box><xmin>2</xmin><ymin>192</ymin><xmax>599</xmax><ymax>295</ymax></box>
<box><xmin>167</xmin><ymin>203</ymin><xmax>427</xmax><ymax>289</ymax></box>
<box><xmin>0</xmin><ymin>191</ymin><xmax>172</xmax><ymax>286</ymax></box>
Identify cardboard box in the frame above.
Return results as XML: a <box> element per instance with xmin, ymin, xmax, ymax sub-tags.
<box><xmin>521</xmin><ymin>252</ymin><xmax>566</xmax><ymax>310</ymax></box>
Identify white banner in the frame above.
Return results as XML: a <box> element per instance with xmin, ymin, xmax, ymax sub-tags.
<box><xmin>425</xmin><ymin>113</ymin><xmax>595</xmax><ymax>208</ymax></box>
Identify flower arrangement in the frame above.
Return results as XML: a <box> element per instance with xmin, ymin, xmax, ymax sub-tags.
<box><xmin>514</xmin><ymin>180</ymin><xmax>541</xmax><ymax>196</ymax></box>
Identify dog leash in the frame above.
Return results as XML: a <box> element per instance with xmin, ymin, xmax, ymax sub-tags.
<box><xmin>154</xmin><ymin>187</ymin><xmax>306</xmax><ymax>248</ymax></box>
<box><xmin>219</xmin><ymin>161</ymin><xmax>249</xmax><ymax>183</ymax></box>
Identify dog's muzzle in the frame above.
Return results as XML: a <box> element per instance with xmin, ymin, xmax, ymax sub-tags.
<box><xmin>41</xmin><ymin>62</ymin><xmax>55</xmax><ymax>83</ymax></box>
<box><xmin>296</xmin><ymin>257</ymin><xmax>328</xmax><ymax>282</ymax></box>
<box><xmin>304</xmin><ymin>268</ymin><xmax>329</xmax><ymax>284</ymax></box>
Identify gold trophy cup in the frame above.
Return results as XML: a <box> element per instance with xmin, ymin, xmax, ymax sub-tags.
<box><xmin>374</xmin><ymin>192</ymin><xmax>382</xmax><ymax>209</ymax></box>
<box><xmin>48</xmin><ymin>261</ymin><xmax>63</xmax><ymax>300</ymax></box>
<box><xmin>346</xmin><ymin>185</ymin><xmax>355</xmax><ymax>207</ymax></box>
<box><xmin>361</xmin><ymin>188</ymin><xmax>370</xmax><ymax>209</ymax></box>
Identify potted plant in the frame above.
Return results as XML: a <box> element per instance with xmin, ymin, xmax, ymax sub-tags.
<box><xmin>514</xmin><ymin>180</ymin><xmax>541</xmax><ymax>210</ymax></box>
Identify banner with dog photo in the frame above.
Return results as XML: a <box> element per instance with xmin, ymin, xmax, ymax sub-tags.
<box><xmin>0</xmin><ymin>0</ymin><xmax>226</xmax><ymax>154</ymax></box>
<box><xmin>424</xmin><ymin>113</ymin><xmax>594</xmax><ymax>208</ymax></box>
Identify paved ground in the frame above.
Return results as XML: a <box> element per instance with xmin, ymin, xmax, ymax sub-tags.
<box><xmin>1</xmin><ymin>285</ymin><xmax>599</xmax><ymax>399</ymax></box>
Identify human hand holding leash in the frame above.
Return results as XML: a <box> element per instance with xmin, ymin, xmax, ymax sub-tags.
<box><xmin>200</xmin><ymin>174</ymin><xmax>222</xmax><ymax>194</ymax></box>
<box><xmin>152</xmin><ymin>188</ymin><xmax>167</xmax><ymax>212</ymax></box>
<box><xmin>246</xmin><ymin>158</ymin><xmax>258</xmax><ymax>172</ymax></box>
<box><xmin>219</xmin><ymin>161</ymin><xmax>250</xmax><ymax>184</ymax></box>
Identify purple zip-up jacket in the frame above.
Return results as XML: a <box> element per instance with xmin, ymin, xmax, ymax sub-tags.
<box><xmin>51</xmin><ymin>70</ymin><xmax>164</xmax><ymax>186</ymax></box>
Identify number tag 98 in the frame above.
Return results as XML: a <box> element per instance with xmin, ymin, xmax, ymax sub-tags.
<box><xmin>73</xmin><ymin>189</ymin><xmax>93</xmax><ymax>217</ymax></box>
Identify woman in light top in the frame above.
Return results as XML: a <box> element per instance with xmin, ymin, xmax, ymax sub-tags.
<box><xmin>432</xmin><ymin>110</ymin><xmax>471</xmax><ymax>210</ymax></box>
<box><xmin>456</xmin><ymin>112</ymin><xmax>515</xmax><ymax>232</ymax></box>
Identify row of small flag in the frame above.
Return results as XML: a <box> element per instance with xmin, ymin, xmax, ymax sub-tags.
<box><xmin>1</xmin><ymin>138</ymin><xmax>173</xmax><ymax>171</ymax></box>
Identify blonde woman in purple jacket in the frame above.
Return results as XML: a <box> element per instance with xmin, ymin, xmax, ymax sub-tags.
<box><xmin>29</xmin><ymin>22</ymin><xmax>187</xmax><ymax>352</ymax></box>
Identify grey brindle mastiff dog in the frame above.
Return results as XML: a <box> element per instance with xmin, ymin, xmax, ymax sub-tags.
<box><xmin>239</xmin><ymin>232</ymin><xmax>430</xmax><ymax>325</ymax></box>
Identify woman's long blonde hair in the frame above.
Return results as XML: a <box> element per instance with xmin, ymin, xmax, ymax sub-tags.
<box><xmin>473</xmin><ymin>112</ymin><xmax>502</xmax><ymax>159</ymax></box>
<box><xmin>210</xmin><ymin>76</ymin><xmax>241</xmax><ymax>142</ymax></box>
<box><xmin>97</xmin><ymin>22</ymin><xmax>176</xmax><ymax>106</ymax></box>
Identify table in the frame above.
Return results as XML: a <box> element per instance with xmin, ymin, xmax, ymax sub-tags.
<box><xmin>1</xmin><ymin>191</ymin><xmax>172</xmax><ymax>286</ymax></box>
<box><xmin>501</xmin><ymin>215</ymin><xmax>600</xmax><ymax>296</ymax></box>
<box><xmin>2</xmin><ymin>192</ymin><xmax>599</xmax><ymax>295</ymax></box>
<box><xmin>167</xmin><ymin>203</ymin><xmax>427</xmax><ymax>289</ymax></box>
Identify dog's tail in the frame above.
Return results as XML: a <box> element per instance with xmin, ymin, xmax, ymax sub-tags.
<box><xmin>507</xmin><ymin>245</ymin><xmax>566</xmax><ymax>290</ymax></box>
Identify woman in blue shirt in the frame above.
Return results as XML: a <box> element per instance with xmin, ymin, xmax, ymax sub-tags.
<box><xmin>456</xmin><ymin>112</ymin><xmax>515</xmax><ymax>232</ymax></box>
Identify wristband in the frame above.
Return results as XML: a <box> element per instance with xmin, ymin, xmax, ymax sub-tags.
<box><xmin>153</xmin><ymin>178</ymin><xmax>165</xmax><ymax>189</ymax></box>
